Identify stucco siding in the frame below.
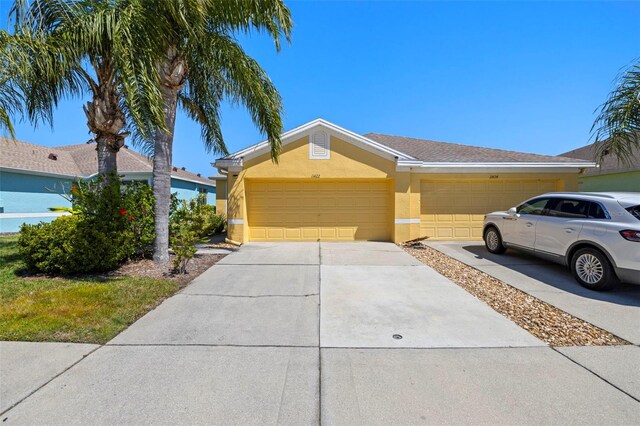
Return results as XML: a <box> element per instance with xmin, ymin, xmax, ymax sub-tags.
<box><xmin>225</xmin><ymin>133</ymin><xmax>582</xmax><ymax>244</ymax></box>
<box><xmin>0</xmin><ymin>171</ymin><xmax>72</xmax><ymax>213</ymax></box>
<box><xmin>579</xmin><ymin>171</ymin><xmax>640</xmax><ymax>192</ymax></box>
<box><xmin>170</xmin><ymin>178</ymin><xmax>216</xmax><ymax>205</ymax></box>
<box><xmin>0</xmin><ymin>171</ymin><xmax>72</xmax><ymax>232</ymax></box>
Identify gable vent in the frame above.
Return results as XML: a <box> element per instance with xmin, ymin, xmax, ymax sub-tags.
<box><xmin>309</xmin><ymin>131</ymin><xmax>330</xmax><ymax>159</ymax></box>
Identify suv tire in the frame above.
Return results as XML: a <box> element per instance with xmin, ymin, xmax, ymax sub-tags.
<box><xmin>484</xmin><ymin>226</ymin><xmax>506</xmax><ymax>254</ymax></box>
<box><xmin>571</xmin><ymin>247</ymin><xmax>618</xmax><ymax>291</ymax></box>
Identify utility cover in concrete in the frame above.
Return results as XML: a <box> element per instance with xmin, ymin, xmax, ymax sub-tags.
<box><xmin>321</xmin><ymin>265</ymin><xmax>541</xmax><ymax>348</ymax></box>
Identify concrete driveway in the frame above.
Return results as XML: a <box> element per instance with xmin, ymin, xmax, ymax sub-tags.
<box><xmin>2</xmin><ymin>242</ymin><xmax>639</xmax><ymax>424</ymax></box>
<box><xmin>427</xmin><ymin>241</ymin><xmax>640</xmax><ymax>345</ymax></box>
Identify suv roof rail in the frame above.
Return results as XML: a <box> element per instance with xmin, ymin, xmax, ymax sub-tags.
<box><xmin>542</xmin><ymin>192</ymin><xmax>640</xmax><ymax>200</ymax></box>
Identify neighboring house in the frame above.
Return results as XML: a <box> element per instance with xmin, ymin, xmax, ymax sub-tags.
<box><xmin>213</xmin><ymin>118</ymin><xmax>594</xmax><ymax>243</ymax></box>
<box><xmin>0</xmin><ymin>138</ymin><xmax>216</xmax><ymax>232</ymax></box>
<box><xmin>559</xmin><ymin>144</ymin><xmax>640</xmax><ymax>192</ymax></box>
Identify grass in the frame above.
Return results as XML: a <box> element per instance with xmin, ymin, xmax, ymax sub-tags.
<box><xmin>0</xmin><ymin>236</ymin><xmax>179</xmax><ymax>344</ymax></box>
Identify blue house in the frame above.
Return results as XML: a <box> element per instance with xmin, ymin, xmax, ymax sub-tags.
<box><xmin>0</xmin><ymin>138</ymin><xmax>216</xmax><ymax>232</ymax></box>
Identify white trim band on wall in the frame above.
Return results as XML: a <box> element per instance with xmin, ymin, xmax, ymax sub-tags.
<box><xmin>228</xmin><ymin>219</ymin><xmax>244</xmax><ymax>225</ymax></box>
<box><xmin>395</xmin><ymin>218</ymin><xmax>420</xmax><ymax>224</ymax></box>
<box><xmin>0</xmin><ymin>212</ymin><xmax>70</xmax><ymax>219</ymax></box>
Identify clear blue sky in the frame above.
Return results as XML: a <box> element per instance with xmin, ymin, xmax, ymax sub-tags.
<box><xmin>2</xmin><ymin>1</ymin><xmax>639</xmax><ymax>176</ymax></box>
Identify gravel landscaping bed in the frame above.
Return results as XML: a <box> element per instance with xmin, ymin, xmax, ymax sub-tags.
<box><xmin>401</xmin><ymin>243</ymin><xmax>629</xmax><ymax>347</ymax></box>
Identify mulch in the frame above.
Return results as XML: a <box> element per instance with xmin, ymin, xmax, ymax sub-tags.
<box><xmin>401</xmin><ymin>242</ymin><xmax>629</xmax><ymax>347</ymax></box>
<box><xmin>109</xmin><ymin>253</ymin><xmax>226</xmax><ymax>286</ymax></box>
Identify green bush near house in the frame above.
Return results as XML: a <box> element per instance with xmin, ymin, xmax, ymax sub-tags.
<box><xmin>170</xmin><ymin>194</ymin><xmax>226</xmax><ymax>239</ymax></box>
<box><xmin>168</xmin><ymin>194</ymin><xmax>226</xmax><ymax>273</ymax></box>
<box><xmin>18</xmin><ymin>175</ymin><xmax>156</xmax><ymax>275</ymax></box>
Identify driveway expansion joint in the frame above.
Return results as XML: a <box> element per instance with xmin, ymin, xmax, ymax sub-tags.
<box><xmin>104</xmin><ymin>343</ymin><xmax>319</xmax><ymax>348</ymax></box>
<box><xmin>181</xmin><ymin>293</ymin><xmax>319</xmax><ymax>298</ymax></box>
<box><xmin>551</xmin><ymin>347</ymin><xmax>640</xmax><ymax>404</ymax></box>
<box><xmin>0</xmin><ymin>345</ymin><xmax>102</xmax><ymax>417</ymax></box>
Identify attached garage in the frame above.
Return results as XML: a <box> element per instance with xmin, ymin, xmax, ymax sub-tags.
<box><xmin>420</xmin><ymin>178</ymin><xmax>560</xmax><ymax>240</ymax></box>
<box><xmin>213</xmin><ymin>119</ymin><xmax>594</xmax><ymax>244</ymax></box>
<box><xmin>246</xmin><ymin>179</ymin><xmax>392</xmax><ymax>241</ymax></box>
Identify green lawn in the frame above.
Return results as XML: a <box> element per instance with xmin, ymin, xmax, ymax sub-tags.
<box><xmin>0</xmin><ymin>236</ymin><xmax>179</xmax><ymax>344</ymax></box>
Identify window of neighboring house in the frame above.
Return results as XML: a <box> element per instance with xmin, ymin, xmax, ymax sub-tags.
<box><xmin>197</xmin><ymin>187</ymin><xmax>208</xmax><ymax>205</ymax></box>
<box><xmin>516</xmin><ymin>198</ymin><xmax>550</xmax><ymax>216</ymax></box>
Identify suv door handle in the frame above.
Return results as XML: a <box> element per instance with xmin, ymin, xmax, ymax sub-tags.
<box><xmin>564</xmin><ymin>228</ymin><xmax>574</xmax><ymax>233</ymax></box>
<box><xmin>526</xmin><ymin>222</ymin><xmax>534</xmax><ymax>227</ymax></box>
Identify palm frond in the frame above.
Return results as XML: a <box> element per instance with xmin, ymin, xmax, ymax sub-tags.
<box><xmin>591</xmin><ymin>63</ymin><xmax>640</xmax><ymax>165</ymax></box>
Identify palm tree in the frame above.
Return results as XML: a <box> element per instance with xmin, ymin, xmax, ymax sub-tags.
<box><xmin>0</xmin><ymin>33</ymin><xmax>21</xmax><ymax>138</ymax></box>
<box><xmin>140</xmin><ymin>0</ymin><xmax>293</xmax><ymax>263</ymax></box>
<box><xmin>592</xmin><ymin>63</ymin><xmax>640</xmax><ymax>164</ymax></box>
<box><xmin>6</xmin><ymin>0</ymin><xmax>164</xmax><ymax>174</ymax></box>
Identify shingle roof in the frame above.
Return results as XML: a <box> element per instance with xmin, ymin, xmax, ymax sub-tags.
<box><xmin>559</xmin><ymin>144</ymin><xmax>640</xmax><ymax>176</ymax></box>
<box><xmin>364</xmin><ymin>133</ymin><xmax>587</xmax><ymax>164</ymax></box>
<box><xmin>0</xmin><ymin>137</ymin><xmax>215</xmax><ymax>186</ymax></box>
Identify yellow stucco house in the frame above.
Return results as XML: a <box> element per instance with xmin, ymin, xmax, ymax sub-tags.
<box><xmin>213</xmin><ymin>119</ymin><xmax>594</xmax><ymax>244</ymax></box>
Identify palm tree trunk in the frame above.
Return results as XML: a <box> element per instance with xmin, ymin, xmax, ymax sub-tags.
<box><xmin>152</xmin><ymin>84</ymin><xmax>178</xmax><ymax>263</ymax></box>
<box><xmin>96</xmin><ymin>135</ymin><xmax>117</xmax><ymax>174</ymax></box>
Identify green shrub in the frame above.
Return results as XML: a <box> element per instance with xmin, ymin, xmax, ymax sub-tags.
<box><xmin>170</xmin><ymin>197</ymin><xmax>226</xmax><ymax>240</ymax></box>
<box><xmin>19</xmin><ymin>174</ymin><xmax>156</xmax><ymax>275</ymax></box>
<box><xmin>18</xmin><ymin>215</ymin><xmax>122</xmax><ymax>274</ymax></box>
<box><xmin>120</xmin><ymin>181</ymin><xmax>156</xmax><ymax>257</ymax></box>
<box><xmin>171</xmin><ymin>227</ymin><xmax>198</xmax><ymax>274</ymax></box>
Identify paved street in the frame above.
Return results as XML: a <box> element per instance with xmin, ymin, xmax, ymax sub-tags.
<box><xmin>2</xmin><ymin>242</ymin><xmax>639</xmax><ymax>424</ymax></box>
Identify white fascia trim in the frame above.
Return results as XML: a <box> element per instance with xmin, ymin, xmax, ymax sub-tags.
<box><xmin>214</xmin><ymin>158</ymin><xmax>243</xmax><ymax>168</ymax></box>
<box><xmin>395</xmin><ymin>218</ymin><xmax>420</xmax><ymax>224</ymax></box>
<box><xmin>171</xmin><ymin>175</ymin><xmax>217</xmax><ymax>187</ymax></box>
<box><xmin>397</xmin><ymin>161</ymin><xmax>597</xmax><ymax>174</ymax></box>
<box><xmin>228</xmin><ymin>219</ymin><xmax>244</xmax><ymax>225</ymax></box>
<box><xmin>222</xmin><ymin>118</ymin><xmax>416</xmax><ymax>164</ymax></box>
<box><xmin>0</xmin><ymin>212</ymin><xmax>70</xmax><ymax>219</ymax></box>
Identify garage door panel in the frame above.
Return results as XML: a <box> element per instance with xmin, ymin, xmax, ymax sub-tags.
<box><xmin>247</xmin><ymin>180</ymin><xmax>391</xmax><ymax>241</ymax></box>
<box><xmin>421</xmin><ymin>179</ymin><xmax>559</xmax><ymax>241</ymax></box>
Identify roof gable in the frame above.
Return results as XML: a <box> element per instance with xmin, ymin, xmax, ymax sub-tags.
<box><xmin>221</xmin><ymin>119</ymin><xmax>415</xmax><ymax>164</ymax></box>
<box><xmin>560</xmin><ymin>144</ymin><xmax>640</xmax><ymax>175</ymax></box>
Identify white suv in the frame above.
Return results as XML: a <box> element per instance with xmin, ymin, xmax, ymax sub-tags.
<box><xmin>483</xmin><ymin>192</ymin><xmax>640</xmax><ymax>291</ymax></box>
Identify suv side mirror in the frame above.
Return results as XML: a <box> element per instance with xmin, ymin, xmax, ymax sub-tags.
<box><xmin>508</xmin><ymin>207</ymin><xmax>518</xmax><ymax>216</ymax></box>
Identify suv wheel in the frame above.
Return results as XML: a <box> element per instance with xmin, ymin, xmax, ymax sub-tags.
<box><xmin>484</xmin><ymin>226</ymin><xmax>506</xmax><ymax>254</ymax></box>
<box><xmin>571</xmin><ymin>248</ymin><xmax>618</xmax><ymax>291</ymax></box>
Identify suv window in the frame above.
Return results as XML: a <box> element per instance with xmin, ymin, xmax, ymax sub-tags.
<box><xmin>588</xmin><ymin>202</ymin><xmax>608</xmax><ymax>219</ymax></box>
<box><xmin>517</xmin><ymin>198</ymin><xmax>550</xmax><ymax>215</ymax></box>
<box><xmin>626</xmin><ymin>205</ymin><xmax>640</xmax><ymax>221</ymax></box>
<box><xmin>546</xmin><ymin>198</ymin><xmax>589</xmax><ymax>219</ymax></box>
